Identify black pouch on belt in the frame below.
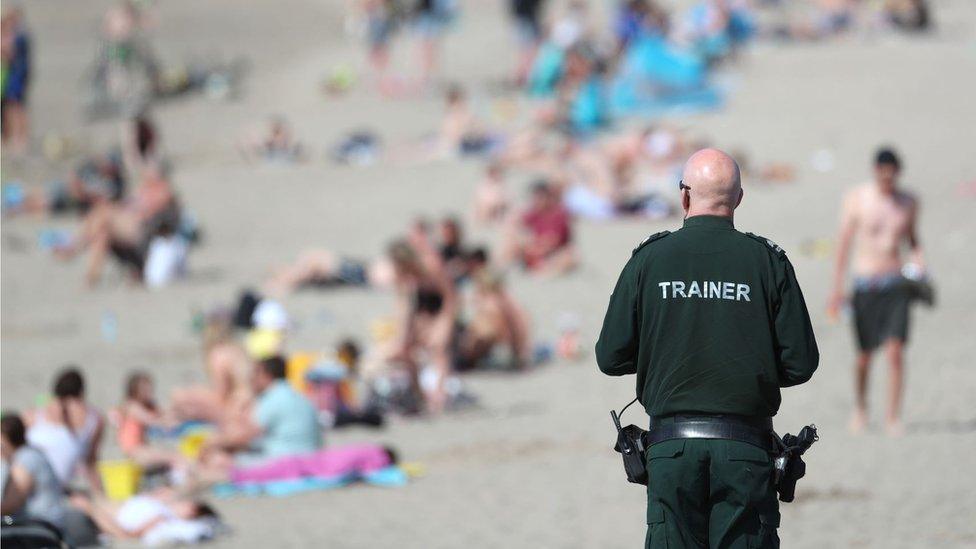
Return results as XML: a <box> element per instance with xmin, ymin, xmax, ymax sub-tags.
<box><xmin>611</xmin><ymin>398</ymin><xmax>649</xmax><ymax>485</ymax></box>
<box><xmin>773</xmin><ymin>424</ymin><xmax>819</xmax><ymax>502</ymax></box>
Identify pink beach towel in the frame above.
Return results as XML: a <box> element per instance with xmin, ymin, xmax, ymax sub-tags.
<box><xmin>230</xmin><ymin>443</ymin><xmax>392</xmax><ymax>484</ymax></box>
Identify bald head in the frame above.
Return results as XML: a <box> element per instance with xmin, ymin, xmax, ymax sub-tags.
<box><xmin>681</xmin><ymin>148</ymin><xmax>742</xmax><ymax>217</ymax></box>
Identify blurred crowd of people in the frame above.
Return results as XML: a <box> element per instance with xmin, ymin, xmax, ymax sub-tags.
<box><xmin>0</xmin><ymin>0</ymin><xmax>938</xmax><ymax>545</ymax></box>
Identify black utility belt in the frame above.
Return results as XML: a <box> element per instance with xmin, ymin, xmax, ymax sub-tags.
<box><xmin>611</xmin><ymin>402</ymin><xmax>818</xmax><ymax>502</ymax></box>
<box><xmin>643</xmin><ymin>415</ymin><xmax>776</xmax><ymax>452</ymax></box>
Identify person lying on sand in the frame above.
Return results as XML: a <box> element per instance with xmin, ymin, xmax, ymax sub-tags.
<box><xmin>5</xmin><ymin>152</ymin><xmax>127</xmax><ymax>218</ymax></box>
<box><xmin>266</xmin><ymin>216</ymin><xmax>479</xmax><ymax>295</ymax></box>
<box><xmin>265</xmin><ymin>250</ymin><xmax>396</xmax><ymax>296</ymax></box>
<box><xmin>769</xmin><ymin>0</ymin><xmax>862</xmax><ymax>41</ymax></box>
<box><xmin>70</xmin><ymin>487</ymin><xmax>220</xmax><ymax>545</ymax></box>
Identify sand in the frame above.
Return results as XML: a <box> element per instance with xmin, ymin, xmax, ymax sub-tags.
<box><xmin>3</xmin><ymin>0</ymin><xmax>976</xmax><ymax>547</ymax></box>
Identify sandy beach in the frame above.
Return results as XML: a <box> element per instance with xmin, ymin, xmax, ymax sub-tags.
<box><xmin>3</xmin><ymin>0</ymin><xmax>976</xmax><ymax>547</ymax></box>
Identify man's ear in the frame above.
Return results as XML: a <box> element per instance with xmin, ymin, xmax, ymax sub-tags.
<box><xmin>681</xmin><ymin>190</ymin><xmax>690</xmax><ymax>212</ymax></box>
<box><xmin>735</xmin><ymin>188</ymin><xmax>744</xmax><ymax>209</ymax></box>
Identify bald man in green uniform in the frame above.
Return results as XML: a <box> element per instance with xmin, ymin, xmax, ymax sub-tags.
<box><xmin>596</xmin><ymin>149</ymin><xmax>819</xmax><ymax>549</ymax></box>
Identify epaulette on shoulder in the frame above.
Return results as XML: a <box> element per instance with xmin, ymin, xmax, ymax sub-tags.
<box><xmin>744</xmin><ymin>232</ymin><xmax>787</xmax><ymax>258</ymax></box>
<box><xmin>632</xmin><ymin>230</ymin><xmax>671</xmax><ymax>256</ymax></box>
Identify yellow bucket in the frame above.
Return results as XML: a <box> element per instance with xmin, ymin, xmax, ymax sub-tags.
<box><xmin>287</xmin><ymin>352</ymin><xmax>317</xmax><ymax>394</ymax></box>
<box><xmin>179</xmin><ymin>431</ymin><xmax>209</xmax><ymax>460</ymax></box>
<box><xmin>98</xmin><ymin>460</ymin><xmax>142</xmax><ymax>501</ymax></box>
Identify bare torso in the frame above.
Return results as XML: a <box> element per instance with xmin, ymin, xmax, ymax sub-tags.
<box><xmin>207</xmin><ymin>342</ymin><xmax>253</xmax><ymax>411</ymax></box>
<box><xmin>847</xmin><ymin>183</ymin><xmax>917</xmax><ymax>277</ymax></box>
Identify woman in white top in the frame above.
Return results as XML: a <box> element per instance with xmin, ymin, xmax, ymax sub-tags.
<box><xmin>24</xmin><ymin>367</ymin><xmax>105</xmax><ymax>496</ymax></box>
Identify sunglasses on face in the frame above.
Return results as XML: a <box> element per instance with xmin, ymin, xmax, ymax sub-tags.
<box><xmin>678</xmin><ymin>180</ymin><xmax>691</xmax><ymax>191</ymax></box>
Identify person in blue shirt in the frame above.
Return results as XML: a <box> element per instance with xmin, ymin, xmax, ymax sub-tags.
<box><xmin>203</xmin><ymin>356</ymin><xmax>322</xmax><ymax>467</ymax></box>
<box><xmin>250</xmin><ymin>356</ymin><xmax>322</xmax><ymax>459</ymax></box>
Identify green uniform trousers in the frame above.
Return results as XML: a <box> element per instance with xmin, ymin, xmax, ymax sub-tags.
<box><xmin>644</xmin><ymin>439</ymin><xmax>780</xmax><ymax>549</ymax></box>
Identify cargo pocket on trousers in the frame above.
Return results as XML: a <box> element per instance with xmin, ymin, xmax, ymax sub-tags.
<box><xmin>646</xmin><ymin>440</ymin><xmax>685</xmax><ymax>496</ymax></box>
<box><xmin>647</xmin><ymin>440</ymin><xmax>685</xmax><ymax>460</ymax></box>
<box><xmin>646</xmin><ymin>502</ymin><xmax>668</xmax><ymax>548</ymax></box>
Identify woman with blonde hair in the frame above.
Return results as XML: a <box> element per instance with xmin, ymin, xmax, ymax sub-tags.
<box><xmin>170</xmin><ymin>315</ymin><xmax>253</xmax><ymax>426</ymax></box>
<box><xmin>387</xmin><ymin>231</ymin><xmax>457</xmax><ymax>413</ymax></box>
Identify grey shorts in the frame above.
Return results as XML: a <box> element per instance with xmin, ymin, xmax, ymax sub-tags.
<box><xmin>851</xmin><ymin>275</ymin><xmax>911</xmax><ymax>351</ymax></box>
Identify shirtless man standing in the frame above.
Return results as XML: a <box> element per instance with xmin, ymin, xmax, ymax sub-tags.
<box><xmin>828</xmin><ymin>148</ymin><xmax>925</xmax><ymax>436</ymax></box>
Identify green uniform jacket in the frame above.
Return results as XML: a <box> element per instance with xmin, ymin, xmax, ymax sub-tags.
<box><xmin>596</xmin><ymin>215</ymin><xmax>819</xmax><ymax>417</ymax></box>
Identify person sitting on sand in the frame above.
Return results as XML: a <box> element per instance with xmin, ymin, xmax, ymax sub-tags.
<box><xmin>386</xmin><ymin>234</ymin><xmax>458</xmax><ymax>413</ymax></box>
<box><xmin>882</xmin><ymin>0</ymin><xmax>930</xmax><ymax>32</ymax></box>
<box><xmin>437</xmin><ymin>85</ymin><xmax>499</xmax><ymax>158</ymax></box>
<box><xmin>500</xmin><ymin>180</ymin><xmax>578</xmax><ymax>276</ymax></box>
<box><xmin>2</xmin><ymin>413</ymin><xmax>102</xmax><ymax>548</ymax></box>
<box><xmin>171</xmin><ymin>315</ymin><xmax>253</xmax><ymax>427</ymax></box>
<box><xmin>116</xmin><ymin>371</ymin><xmax>185</xmax><ymax>471</ymax></box>
<box><xmin>456</xmin><ymin>269</ymin><xmax>532</xmax><ymax>371</ymax></box>
<box><xmin>437</xmin><ymin>216</ymin><xmax>483</xmax><ymax>285</ymax></box>
<box><xmin>238</xmin><ymin>115</ymin><xmax>304</xmax><ymax>163</ymax></box>
<box><xmin>473</xmin><ymin>162</ymin><xmax>511</xmax><ymax>225</ymax></box>
<box><xmin>307</xmin><ymin>339</ymin><xmax>386</xmax><ymax>429</ymax></box>
<box><xmin>24</xmin><ymin>368</ymin><xmax>105</xmax><ymax>496</ymax></box>
<box><xmin>614</xmin><ymin>0</ymin><xmax>669</xmax><ymax>56</ymax></box>
<box><xmin>56</xmin><ymin>165</ymin><xmax>180</xmax><ymax>287</ymax></box>
<box><xmin>201</xmin><ymin>356</ymin><xmax>322</xmax><ymax>469</ymax></box>
<box><xmin>672</xmin><ymin>0</ymin><xmax>755</xmax><ymax>61</ymax></box>
<box><xmin>552</xmin><ymin>136</ymin><xmax>619</xmax><ymax>218</ymax></box>
<box><xmin>70</xmin><ymin>487</ymin><xmax>220</xmax><ymax>545</ymax></box>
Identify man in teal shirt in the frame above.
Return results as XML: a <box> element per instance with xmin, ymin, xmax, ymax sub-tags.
<box><xmin>250</xmin><ymin>356</ymin><xmax>322</xmax><ymax>458</ymax></box>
